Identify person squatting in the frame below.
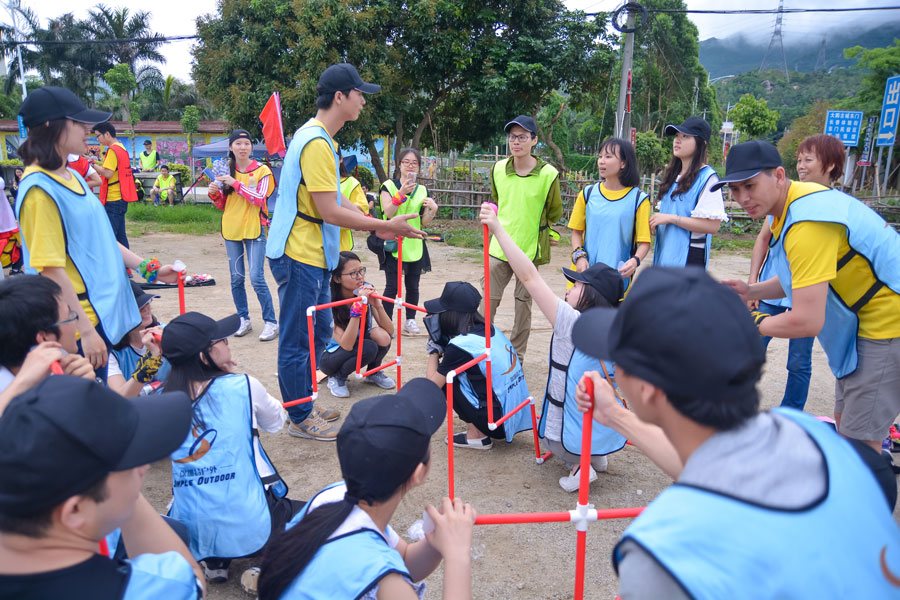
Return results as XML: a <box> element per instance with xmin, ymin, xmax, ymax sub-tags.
<box><xmin>0</xmin><ymin>64</ymin><xmax>898</xmax><ymax>600</ymax></box>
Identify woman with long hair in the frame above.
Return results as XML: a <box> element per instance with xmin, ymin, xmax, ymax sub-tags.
<box><xmin>14</xmin><ymin>87</ymin><xmax>180</xmax><ymax>378</ymax></box>
<box><xmin>482</xmin><ymin>203</ymin><xmax>627</xmax><ymax>491</ymax></box>
<box><xmin>746</xmin><ymin>133</ymin><xmax>847</xmax><ymax>412</ymax></box>
<box><xmin>257</xmin><ymin>378</ymin><xmax>476</xmax><ymax>600</ymax></box>
<box><xmin>208</xmin><ymin>129</ymin><xmax>278</xmax><ymax>342</ymax></box>
<box><xmin>107</xmin><ymin>281</ymin><xmax>170</xmax><ymax>398</ymax></box>
<box><xmin>379</xmin><ymin>147</ymin><xmax>438</xmax><ymax>334</ymax></box>
<box><xmin>568</xmin><ymin>137</ymin><xmax>650</xmax><ymax>291</ymax></box>
<box><xmin>161</xmin><ymin>311</ymin><xmax>302</xmax><ymax>585</ymax></box>
<box><xmin>651</xmin><ymin>117</ymin><xmax>728</xmax><ymax>268</ymax></box>
<box><xmin>321</xmin><ymin>251</ymin><xmax>395</xmax><ymax>398</ymax></box>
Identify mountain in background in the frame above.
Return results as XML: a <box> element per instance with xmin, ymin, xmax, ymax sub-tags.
<box><xmin>699</xmin><ymin>20</ymin><xmax>900</xmax><ymax>79</ymax></box>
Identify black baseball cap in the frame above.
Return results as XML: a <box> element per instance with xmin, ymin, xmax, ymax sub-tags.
<box><xmin>424</xmin><ymin>281</ymin><xmax>482</xmax><ymax>314</ymax></box>
<box><xmin>143</xmin><ymin>139</ymin><xmax>152</xmax><ymax>145</ymax></box>
<box><xmin>131</xmin><ymin>281</ymin><xmax>159</xmax><ymax>309</ymax></box>
<box><xmin>161</xmin><ymin>311</ymin><xmax>241</xmax><ymax>365</ymax></box>
<box><xmin>19</xmin><ymin>86</ymin><xmax>112</xmax><ymax>128</ymax></box>
<box><xmin>229</xmin><ymin>129</ymin><xmax>252</xmax><ymax>145</ymax></box>
<box><xmin>561</xmin><ymin>262</ymin><xmax>623</xmax><ymax>307</ymax></box>
<box><xmin>317</xmin><ymin>63</ymin><xmax>381</xmax><ymax>96</ymax></box>
<box><xmin>710</xmin><ymin>140</ymin><xmax>783</xmax><ymax>192</ymax></box>
<box><xmin>504</xmin><ymin>115</ymin><xmax>537</xmax><ymax>135</ymax></box>
<box><xmin>338</xmin><ymin>378</ymin><xmax>445</xmax><ymax>500</ymax></box>
<box><xmin>664</xmin><ymin>116</ymin><xmax>712</xmax><ymax>144</ymax></box>
<box><xmin>0</xmin><ymin>376</ymin><xmax>191</xmax><ymax>517</ymax></box>
<box><xmin>572</xmin><ymin>266</ymin><xmax>764</xmax><ymax>401</ymax></box>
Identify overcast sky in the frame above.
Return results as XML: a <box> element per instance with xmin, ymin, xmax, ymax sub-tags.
<box><xmin>9</xmin><ymin>0</ymin><xmax>896</xmax><ymax>82</ymax></box>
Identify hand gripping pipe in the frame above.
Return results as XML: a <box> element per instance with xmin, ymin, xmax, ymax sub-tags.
<box><xmin>396</xmin><ymin>236</ymin><xmax>404</xmax><ymax>389</ymax></box>
<box><xmin>482</xmin><ymin>224</ymin><xmax>495</xmax><ymax>428</ymax></box>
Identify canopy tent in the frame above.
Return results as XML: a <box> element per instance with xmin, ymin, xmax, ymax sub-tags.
<box><xmin>191</xmin><ymin>138</ymin><xmax>278</xmax><ymax>159</ymax></box>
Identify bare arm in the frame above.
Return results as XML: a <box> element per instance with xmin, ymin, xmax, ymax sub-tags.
<box><xmin>40</xmin><ymin>266</ymin><xmax>107</xmax><ymax>369</ymax></box>
<box><xmin>570</xmin><ymin>228</ymin><xmax>589</xmax><ymax>272</ymax></box>
<box><xmin>758</xmin><ymin>282</ymin><xmax>827</xmax><ymax>339</ymax></box>
<box><xmin>426</xmin><ymin>352</ymin><xmax>444</xmax><ymax>388</ymax></box>
<box><xmin>748</xmin><ymin>220</ymin><xmax>773</xmax><ymax>285</ymax></box>
<box><xmin>480</xmin><ymin>204</ymin><xmax>560</xmax><ymax>327</ymax></box>
<box><xmin>120</xmin><ymin>494</ymin><xmax>205</xmax><ymax>597</ymax></box>
<box><xmin>723</xmin><ymin>276</ymin><xmax>787</xmax><ymax>304</ymax></box>
<box><xmin>93</xmin><ymin>164</ymin><xmax>114</xmax><ymax>179</ymax></box>
<box><xmin>381</xmin><ymin>190</ymin><xmax>399</xmax><ymax>219</ymax></box>
<box><xmin>84</xmin><ymin>172</ymin><xmax>102</xmax><ymax>188</ymax></box>
<box><xmin>394</xmin><ymin>537</ymin><xmax>442</xmax><ymax>583</ymax></box>
<box><xmin>649</xmin><ymin>213</ymin><xmax>720</xmax><ymax>235</ymax></box>
<box><xmin>312</xmin><ymin>191</ymin><xmax>424</xmax><ymax>237</ymax></box>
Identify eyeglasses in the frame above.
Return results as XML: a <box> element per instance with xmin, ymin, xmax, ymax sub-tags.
<box><xmin>342</xmin><ymin>267</ymin><xmax>367</xmax><ymax>278</ymax></box>
<box><xmin>53</xmin><ymin>310</ymin><xmax>78</xmax><ymax>327</ymax></box>
<box><xmin>400</xmin><ymin>159</ymin><xmax>419</xmax><ymax>167</ymax></box>
<box><xmin>508</xmin><ymin>134</ymin><xmax>533</xmax><ymax>143</ymax></box>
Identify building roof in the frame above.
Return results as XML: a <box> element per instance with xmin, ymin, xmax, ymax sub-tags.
<box><xmin>0</xmin><ymin>120</ymin><xmax>230</xmax><ymax>134</ymax></box>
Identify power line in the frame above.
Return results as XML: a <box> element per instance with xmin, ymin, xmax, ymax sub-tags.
<box><xmin>587</xmin><ymin>5</ymin><xmax>900</xmax><ymax>17</ymax></box>
<box><xmin>0</xmin><ymin>34</ymin><xmax>199</xmax><ymax>47</ymax></box>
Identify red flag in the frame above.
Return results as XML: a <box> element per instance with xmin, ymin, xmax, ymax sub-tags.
<box><xmin>259</xmin><ymin>92</ymin><xmax>286</xmax><ymax>156</ymax></box>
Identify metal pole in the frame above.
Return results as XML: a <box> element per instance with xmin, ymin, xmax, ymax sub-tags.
<box><xmin>7</xmin><ymin>2</ymin><xmax>26</xmax><ymax>101</ymax></box>
<box><xmin>615</xmin><ymin>9</ymin><xmax>636</xmax><ymax>138</ymax></box>
<box><xmin>876</xmin><ymin>147</ymin><xmax>884</xmax><ymax>196</ymax></box>
<box><xmin>884</xmin><ymin>144</ymin><xmax>895</xmax><ymax>197</ymax></box>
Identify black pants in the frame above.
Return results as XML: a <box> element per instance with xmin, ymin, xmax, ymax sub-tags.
<box><xmin>686</xmin><ymin>245</ymin><xmax>707</xmax><ymax>268</ymax></box>
<box><xmin>383</xmin><ymin>256</ymin><xmax>423</xmax><ymax>321</ymax></box>
<box><xmin>452</xmin><ymin>389</ymin><xmax>507</xmax><ymax>440</ymax></box>
<box><xmin>319</xmin><ymin>339</ymin><xmax>389</xmax><ymax>378</ymax></box>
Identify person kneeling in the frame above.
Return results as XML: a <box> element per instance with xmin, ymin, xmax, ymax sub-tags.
<box><xmin>161</xmin><ymin>312</ymin><xmax>304</xmax><ymax>585</ymax></box>
<box><xmin>424</xmin><ymin>281</ymin><xmax>532</xmax><ymax>450</ymax></box>
<box><xmin>320</xmin><ymin>251</ymin><xmax>394</xmax><ymax>398</ymax></box>
<box><xmin>257</xmin><ymin>378</ymin><xmax>476</xmax><ymax>600</ymax></box>
<box><xmin>107</xmin><ymin>281</ymin><xmax>171</xmax><ymax>397</ymax></box>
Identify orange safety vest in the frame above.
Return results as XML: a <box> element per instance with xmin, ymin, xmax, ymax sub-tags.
<box><xmin>100</xmin><ymin>144</ymin><xmax>138</xmax><ymax>204</ymax></box>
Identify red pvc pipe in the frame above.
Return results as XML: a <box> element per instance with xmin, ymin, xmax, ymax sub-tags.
<box><xmin>310</xmin><ymin>296</ymin><xmax>358</xmax><ymax>311</ymax></box>
<box><xmin>282</xmin><ymin>396</ymin><xmax>315</xmax><ymax>408</ymax></box>
<box><xmin>396</xmin><ymin>236</ymin><xmax>404</xmax><ymax>390</ymax></box>
<box><xmin>447</xmin><ymin>383</ymin><xmax>455</xmax><ymax>500</ymax></box>
<box><xmin>370</xmin><ymin>294</ymin><xmax>426</xmax><ymax>313</ymax></box>
<box><xmin>483</xmin><ymin>224</ymin><xmax>494</xmax><ymax>425</ymax></box>
<box><xmin>98</xmin><ymin>538</ymin><xmax>110</xmax><ymax>557</ymax></box>
<box><xmin>530</xmin><ymin>403</ymin><xmax>543</xmax><ymax>461</ymax></box>
<box><xmin>477</xmin><ymin>511</ymin><xmax>571</xmax><ymax>525</ymax></box>
<box><xmin>361</xmin><ymin>359</ymin><xmax>397</xmax><ymax>378</ymax></box>
<box><xmin>308</xmin><ymin>314</ymin><xmax>318</xmax><ymax>396</ymax></box>
<box><xmin>541</xmin><ymin>450</ymin><xmax>553</xmax><ymax>461</ymax></box>
<box><xmin>453</xmin><ymin>352</ymin><xmax>487</xmax><ymax>377</ymax></box>
<box><xmin>178</xmin><ymin>271</ymin><xmax>185</xmax><ymax>315</ymax></box>
<box><xmin>492</xmin><ymin>398</ymin><xmax>531</xmax><ymax>428</ymax></box>
<box><xmin>50</xmin><ymin>360</ymin><xmax>63</xmax><ymax>375</ymax></box>
<box><xmin>574</xmin><ymin>375</ymin><xmax>595</xmax><ymax>600</ymax></box>
<box><xmin>354</xmin><ymin>302</ymin><xmax>368</xmax><ymax>376</ymax></box>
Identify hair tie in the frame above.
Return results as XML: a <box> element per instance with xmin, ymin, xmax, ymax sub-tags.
<box><xmin>344</xmin><ymin>492</ymin><xmax>360</xmax><ymax>505</ymax></box>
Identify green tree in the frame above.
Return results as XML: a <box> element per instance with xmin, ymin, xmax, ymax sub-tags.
<box><xmin>776</xmin><ymin>100</ymin><xmax>832</xmax><ymax>176</ymax></box>
<box><xmin>88</xmin><ymin>5</ymin><xmax>164</xmax><ymax>74</ymax></box>
<box><xmin>634</xmin><ymin>130</ymin><xmax>667</xmax><ymax>177</ymax></box>
<box><xmin>730</xmin><ymin>93</ymin><xmax>779</xmax><ymax>140</ymax></box>
<box><xmin>104</xmin><ymin>63</ymin><xmax>137</xmax><ymax>122</ymax></box>
<box><xmin>181</xmin><ymin>105</ymin><xmax>201</xmax><ymax>195</ymax></box>
<box><xmin>845</xmin><ymin>39</ymin><xmax>900</xmax><ymax>113</ymax></box>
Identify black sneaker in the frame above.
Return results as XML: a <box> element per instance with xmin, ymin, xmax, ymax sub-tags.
<box><xmin>452</xmin><ymin>431</ymin><xmax>492</xmax><ymax>450</ymax></box>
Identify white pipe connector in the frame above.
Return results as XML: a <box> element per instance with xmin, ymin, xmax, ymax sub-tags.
<box><xmin>569</xmin><ymin>503</ymin><xmax>595</xmax><ymax>532</ymax></box>
<box><xmin>396</xmin><ymin>356</ymin><xmax>402</xmax><ymax>366</ymax></box>
<box><xmin>483</xmin><ymin>347</ymin><xmax>491</xmax><ymax>361</ymax></box>
<box><xmin>306</xmin><ymin>306</ymin><xmax>316</xmax><ymax>317</ymax></box>
<box><xmin>394</xmin><ymin>297</ymin><xmax>403</xmax><ymax>309</ymax></box>
<box><xmin>446</xmin><ymin>371</ymin><xmax>457</xmax><ymax>385</ymax></box>
<box><xmin>310</xmin><ymin>392</ymin><xmax>318</xmax><ymax>401</ymax></box>
<box><xmin>488</xmin><ymin>423</ymin><xmax>498</xmax><ymax>431</ymax></box>
<box><xmin>354</xmin><ymin>372</ymin><xmax>364</xmax><ymax>380</ymax></box>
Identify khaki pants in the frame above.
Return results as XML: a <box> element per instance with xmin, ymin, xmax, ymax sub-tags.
<box><xmin>481</xmin><ymin>256</ymin><xmax>534</xmax><ymax>357</ymax></box>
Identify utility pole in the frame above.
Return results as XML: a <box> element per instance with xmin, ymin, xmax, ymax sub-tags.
<box><xmin>5</xmin><ymin>0</ymin><xmax>26</xmax><ymax>101</ymax></box>
<box><xmin>692</xmin><ymin>77</ymin><xmax>699</xmax><ymax>114</ymax></box>
<box><xmin>615</xmin><ymin>7</ymin><xmax>635</xmax><ymax>139</ymax></box>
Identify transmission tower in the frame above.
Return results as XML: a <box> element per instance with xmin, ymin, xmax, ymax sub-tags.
<box><xmin>759</xmin><ymin>0</ymin><xmax>790</xmax><ymax>82</ymax></box>
<box><xmin>815</xmin><ymin>36</ymin><xmax>826</xmax><ymax>71</ymax></box>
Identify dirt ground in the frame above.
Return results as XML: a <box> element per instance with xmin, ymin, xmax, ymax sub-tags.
<box><xmin>130</xmin><ymin>229</ymin><xmax>899</xmax><ymax>599</ymax></box>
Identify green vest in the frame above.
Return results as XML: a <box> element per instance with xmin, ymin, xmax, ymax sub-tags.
<box><xmin>139</xmin><ymin>150</ymin><xmax>158</xmax><ymax>171</ymax></box>
<box><xmin>155</xmin><ymin>174</ymin><xmax>177</xmax><ymax>201</ymax></box>
<box><xmin>489</xmin><ymin>158</ymin><xmax>559</xmax><ymax>264</ymax></box>
<box><xmin>382</xmin><ymin>179</ymin><xmax>425</xmax><ymax>262</ymax></box>
<box><xmin>340</xmin><ymin>176</ymin><xmax>362</xmax><ymax>251</ymax></box>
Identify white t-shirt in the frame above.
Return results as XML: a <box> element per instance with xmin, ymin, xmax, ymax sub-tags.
<box><xmin>308</xmin><ymin>482</ymin><xmax>401</xmax><ymax>547</ymax></box>
<box><xmin>656</xmin><ymin>171</ymin><xmax>729</xmax><ymax>248</ymax></box>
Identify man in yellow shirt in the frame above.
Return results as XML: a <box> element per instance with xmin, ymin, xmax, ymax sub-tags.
<box><xmin>92</xmin><ymin>122</ymin><xmax>136</xmax><ymax>249</ymax></box>
<box><xmin>150</xmin><ymin>165</ymin><xmax>178</xmax><ymax>206</ymax></box>
<box><xmin>265</xmin><ymin>63</ymin><xmax>425</xmax><ymax>441</ymax></box>
<box><xmin>722</xmin><ymin>141</ymin><xmax>900</xmax><ymax>460</ymax></box>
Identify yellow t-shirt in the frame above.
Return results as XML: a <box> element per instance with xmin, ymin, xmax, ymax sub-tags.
<box><xmin>153</xmin><ymin>174</ymin><xmax>177</xmax><ymax>201</ymax></box>
<box><xmin>567</xmin><ymin>183</ymin><xmax>651</xmax><ymax>244</ymax></box>
<box><xmin>771</xmin><ymin>181</ymin><xmax>900</xmax><ymax>339</ymax></box>
<box><xmin>101</xmin><ymin>142</ymin><xmax>126</xmax><ymax>202</ymax></box>
<box><xmin>284</xmin><ymin>119</ymin><xmax>339</xmax><ymax>269</ymax></box>
<box><xmin>339</xmin><ymin>178</ymin><xmax>370</xmax><ymax>251</ymax></box>
<box><xmin>18</xmin><ymin>166</ymin><xmax>99</xmax><ymax>326</ymax></box>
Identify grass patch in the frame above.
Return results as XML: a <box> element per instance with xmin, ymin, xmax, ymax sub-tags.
<box><xmin>430</xmin><ymin>219</ymin><xmax>571</xmax><ymax>251</ymax></box>
<box><xmin>455</xmin><ymin>250</ymin><xmax>483</xmax><ymax>262</ymax></box>
<box><xmin>126</xmin><ymin>202</ymin><xmax>222</xmax><ymax>236</ymax></box>
<box><xmin>712</xmin><ymin>232</ymin><xmax>756</xmax><ymax>254</ymax></box>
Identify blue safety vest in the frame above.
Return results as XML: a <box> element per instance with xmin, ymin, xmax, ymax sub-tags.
<box><xmin>15</xmin><ymin>169</ymin><xmax>140</xmax><ymax>344</ymax></box>
<box><xmin>653</xmin><ymin>166</ymin><xmax>716</xmax><ymax>268</ymax></box>
<box><xmin>120</xmin><ymin>552</ymin><xmax>199</xmax><ymax>600</ymax></box>
<box><xmin>582</xmin><ymin>184</ymin><xmax>647</xmax><ymax>292</ymax></box>
<box><xmin>111</xmin><ymin>344</ymin><xmax>171</xmax><ymax>386</ymax></box>
<box><xmin>757</xmin><ymin>215</ymin><xmax>791</xmax><ymax>309</ymax></box>
<box><xmin>168</xmin><ymin>374</ymin><xmax>287</xmax><ymax>560</ymax></box>
<box><xmin>266</xmin><ymin>123</ymin><xmax>342</xmax><ymax>270</ymax></box>
<box><xmin>540</xmin><ymin>339</ymin><xmax>626</xmax><ymax>456</ymax></box>
<box><xmin>280</xmin><ymin>482</ymin><xmax>411</xmax><ymax>600</ymax></box>
<box><xmin>450</xmin><ymin>328</ymin><xmax>532</xmax><ymax>443</ymax></box>
<box><xmin>769</xmin><ymin>184</ymin><xmax>900</xmax><ymax>378</ymax></box>
<box><xmin>614</xmin><ymin>408</ymin><xmax>900</xmax><ymax>599</ymax></box>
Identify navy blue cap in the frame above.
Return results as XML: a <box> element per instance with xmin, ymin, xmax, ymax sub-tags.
<box><xmin>562</xmin><ymin>262</ymin><xmax>623</xmax><ymax>307</ymax></box>
<box><xmin>162</xmin><ymin>311</ymin><xmax>241</xmax><ymax>365</ymax></box>
<box><xmin>710</xmin><ymin>140</ymin><xmax>783</xmax><ymax>192</ymax></box>
<box><xmin>317</xmin><ymin>63</ymin><xmax>381</xmax><ymax>96</ymax></box>
<box><xmin>19</xmin><ymin>86</ymin><xmax>111</xmax><ymax>128</ymax></box>
<box><xmin>664</xmin><ymin>116</ymin><xmax>712</xmax><ymax>144</ymax></box>
<box><xmin>504</xmin><ymin>115</ymin><xmax>538</xmax><ymax>135</ymax></box>
<box><xmin>424</xmin><ymin>281</ymin><xmax>482</xmax><ymax>314</ymax></box>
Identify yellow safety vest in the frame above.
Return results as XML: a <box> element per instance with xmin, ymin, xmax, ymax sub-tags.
<box><xmin>154</xmin><ymin>174</ymin><xmax>177</xmax><ymax>202</ymax></box>
<box><xmin>340</xmin><ymin>176</ymin><xmax>369</xmax><ymax>251</ymax></box>
<box><xmin>221</xmin><ymin>162</ymin><xmax>274</xmax><ymax>241</ymax></box>
<box><xmin>382</xmin><ymin>179</ymin><xmax>425</xmax><ymax>262</ymax></box>
<box><xmin>139</xmin><ymin>150</ymin><xmax>158</xmax><ymax>171</ymax></box>
<box><xmin>488</xmin><ymin>158</ymin><xmax>559</xmax><ymax>264</ymax></box>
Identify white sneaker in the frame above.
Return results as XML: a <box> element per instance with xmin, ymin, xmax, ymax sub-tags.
<box><xmin>234</xmin><ymin>317</ymin><xmax>252</xmax><ymax>337</ymax></box>
<box><xmin>404</xmin><ymin>319</ymin><xmax>421</xmax><ymax>334</ymax></box>
<box><xmin>558</xmin><ymin>465</ymin><xmax>598</xmax><ymax>493</ymax></box>
<box><xmin>202</xmin><ymin>561</ymin><xmax>229</xmax><ymax>583</ymax></box>
<box><xmin>327</xmin><ymin>376</ymin><xmax>350</xmax><ymax>398</ymax></box>
<box><xmin>259</xmin><ymin>321</ymin><xmax>278</xmax><ymax>341</ymax></box>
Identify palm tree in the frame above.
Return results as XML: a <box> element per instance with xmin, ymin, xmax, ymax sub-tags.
<box><xmin>87</xmin><ymin>5</ymin><xmax>164</xmax><ymax>73</ymax></box>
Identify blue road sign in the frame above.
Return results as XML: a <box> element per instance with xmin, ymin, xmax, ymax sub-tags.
<box><xmin>17</xmin><ymin>115</ymin><xmax>26</xmax><ymax>139</ymax></box>
<box><xmin>876</xmin><ymin>74</ymin><xmax>900</xmax><ymax>148</ymax></box>
<box><xmin>824</xmin><ymin>110</ymin><xmax>863</xmax><ymax>146</ymax></box>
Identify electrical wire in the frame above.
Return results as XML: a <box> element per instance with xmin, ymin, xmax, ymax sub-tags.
<box><xmin>0</xmin><ymin>34</ymin><xmax>199</xmax><ymax>47</ymax></box>
<box><xmin>587</xmin><ymin>5</ymin><xmax>900</xmax><ymax>17</ymax></box>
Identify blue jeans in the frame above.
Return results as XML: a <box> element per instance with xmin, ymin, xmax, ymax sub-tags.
<box><xmin>225</xmin><ymin>231</ymin><xmax>276</xmax><ymax>323</ymax></box>
<box><xmin>760</xmin><ymin>301</ymin><xmax>814</xmax><ymax>411</ymax></box>
<box><xmin>104</xmin><ymin>200</ymin><xmax>129</xmax><ymax>249</ymax></box>
<box><xmin>269</xmin><ymin>255</ymin><xmax>332</xmax><ymax>423</ymax></box>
